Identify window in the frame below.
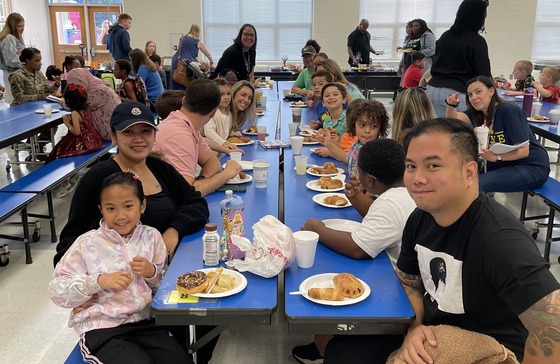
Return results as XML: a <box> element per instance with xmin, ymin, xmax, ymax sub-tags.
<box><xmin>532</xmin><ymin>0</ymin><xmax>560</xmax><ymax>63</ymax></box>
<box><xmin>360</xmin><ymin>0</ymin><xmax>462</xmax><ymax>60</ymax></box>
<box><xmin>0</xmin><ymin>0</ymin><xmax>9</xmax><ymax>30</ymax></box>
<box><xmin>203</xmin><ymin>0</ymin><xmax>313</xmax><ymax>63</ymax></box>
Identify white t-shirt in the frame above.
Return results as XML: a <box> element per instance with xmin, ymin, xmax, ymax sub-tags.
<box><xmin>351</xmin><ymin>187</ymin><xmax>416</xmax><ymax>266</ymax></box>
<box><xmin>203</xmin><ymin>108</ymin><xmax>232</xmax><ymax>146</ymax></box>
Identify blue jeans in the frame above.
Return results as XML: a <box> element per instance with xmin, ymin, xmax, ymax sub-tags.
<box><xmin>479</xmin><ymin>164</ymin><xmax>549</xmax><ymax>193</ymax></box>
<box><xmin>427</xmin><ymin>85</ymin><xmax>467</xmax><ymax>118</ymax></box>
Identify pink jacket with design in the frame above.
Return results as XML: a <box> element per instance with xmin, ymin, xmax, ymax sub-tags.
<box><xmin>49</xmin><ymin>221</ymin><xmax>167</xmax><ymax>336</ymax></box>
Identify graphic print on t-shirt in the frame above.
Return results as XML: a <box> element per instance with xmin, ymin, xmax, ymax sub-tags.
<box><xmin>416</xmin><ymin>245</ymin><xmax>465</xmax><ymax>314</ymax></box>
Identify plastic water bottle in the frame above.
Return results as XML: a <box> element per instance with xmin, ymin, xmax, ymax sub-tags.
<box><xmin>522</xmin><ymin>88</ymin><xmax>534</xmax><ymax>117</ymax></box>
<box><xmin>202</xmin><ymin>223</ymin><xmax>220</xmax><ymax>266</ymax></box>
<box><xmin>219</xmin><ymin>190</ymin><xmax>245</xmax><ymax>261</ymax></box>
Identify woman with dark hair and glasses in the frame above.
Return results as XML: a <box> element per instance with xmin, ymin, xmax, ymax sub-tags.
<box><xmin>427</xmin><ymin>0</ymin><xmax>492</xmax><ymax>117</ymax></box>
<box><xmin>211</xmin><ymin>24</ymin><xmax>258</xmax><ymax>84</ymax></box>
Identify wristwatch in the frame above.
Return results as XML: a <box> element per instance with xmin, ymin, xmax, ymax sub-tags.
<box><xmin>445</xmin><ymin>99</ymin><xmax>459</xmax><ymax>108</ymax></box>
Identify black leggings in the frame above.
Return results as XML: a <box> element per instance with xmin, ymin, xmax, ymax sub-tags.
<box><xmin>324</xmin><ymin>335</ymin><xmax>404</xmax><ymax>364</ymax></box>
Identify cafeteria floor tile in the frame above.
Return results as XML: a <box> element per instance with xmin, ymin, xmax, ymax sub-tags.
<box><xmin>0</xmin><ymin>106</ymin><xmax>559</xmax><ymax>363</ymax></box>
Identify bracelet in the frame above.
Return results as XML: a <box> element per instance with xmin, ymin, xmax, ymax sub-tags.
<box><xmin>445</xmin><ymin>99</ymin><xmax>459</xmax><ymax>108</ymax></box>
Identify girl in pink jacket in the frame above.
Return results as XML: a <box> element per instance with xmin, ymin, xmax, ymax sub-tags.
<box><xmin>49</xmin><ymin>172</ymin><xmax>191</xmax><ymax>364</ymax></box>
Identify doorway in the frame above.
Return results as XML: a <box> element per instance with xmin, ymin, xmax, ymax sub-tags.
<box><xmin>49</xmin><ymin>5</ymin><xmax>121</xmax><ymax>69</ymax></box>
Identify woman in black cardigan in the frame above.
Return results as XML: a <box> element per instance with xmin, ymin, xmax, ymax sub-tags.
<box><xmin>211</xmin><ymin>24</ymin><xmax>257</xmax><ymax>83</ymax></box>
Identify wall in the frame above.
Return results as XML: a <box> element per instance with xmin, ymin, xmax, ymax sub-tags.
<box><xmin>16</xmin><ymin>0</ymin><xmax>540</xmax><ymax>80</ymax></box>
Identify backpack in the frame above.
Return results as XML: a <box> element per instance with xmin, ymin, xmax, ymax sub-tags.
<box><xmin>126</xmin><ymin>75</ymin><xmax>149</xmax><ymax>106</ymax></box>
<box><xmin>100</xmin><ymin>72</ymin><xmax>116</xmax><ymax>90</ymax></box>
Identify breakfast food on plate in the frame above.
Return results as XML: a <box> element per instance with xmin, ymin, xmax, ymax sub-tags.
<box><xmin>256</xmin><ymin>107</ymin><xmax>263</xmax><ymax>114</ymax></box>
<box><xmin>334</xmin><ymin>273</ymin><xmax>364</xmax><ymax>298</ymax></box>
<box><xmin>292</xmin><ymin>101</ymin><xmax>306</xmax><ymax>106</ymax></box>
<box><xmin>318</xmin><ymin>176</ymin><xmax>343</xmax><ymax>190</ymax></box>
<box><xmin>310</xmin><ymin>162</ymin><xmax>339</xmax><ymax>175</ymax></box>
<box><xmin>308</xmin><ymin>288</ymin><xmax>344</xmax><ymax>301</ymax></box>
<box><xmin>177</xmin><ymin>270</ymin><xmax>208</xmax><ymax>295</ymax></box>
<box><xmin>203</xmin><ymin>267</ymin><xmax>224</xmax><ymax>293</ymax></box>
<box><xmin>323</xmin><ymin>195</ymin><xmax>348</xmax><ymax>206</ymax></box>
<box><xmin>211</xmin><ymin>273</ymin><xmax>237</xmax><ymax>293</ymax></box>
<box><xmin>532</xmin><ymin>115</ymin><xmax>549</xmax><ymax>120</ymax></box>
<box><xmin>227</xmin><ymin>136</ymin><xmax>251</xmax><ymax>144</ymax></box>
<box><xmin>245</xmin><ymin>125</ymin><xmax>258</xmax><ymax>133</ymax></box>
<box><xmin>238</xmin><ymin>171</ymin><xmax>247</xmax><ymax>179</ymax></box>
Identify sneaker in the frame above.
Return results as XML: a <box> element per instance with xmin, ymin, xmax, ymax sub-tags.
<box><xmin>292</xmin><ymin>342</ymin><xmax>323</xmax><ymax>364</ymax></box>
<box><xmin>56</xmin><ymin>181</ymin><xmax>77</xmax><ymax>198</ymax></box>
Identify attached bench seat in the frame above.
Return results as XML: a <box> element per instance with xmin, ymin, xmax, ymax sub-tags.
<box><xmin>65</xmin><ymin>343</ymin><xmax>86</xmax><ymax>364</ymax></box>
<box><xmin>519</xmin><ymin>177</ymin><xmax>560</xmax><ymax>263</ymax></box>
<box><xmin>0</xmin><ymin>142</ymin><xmax>113</xmax><ymax>263</ymax></box>
<box><xmin>0</xmin><ymin>192</ymin><xmax>37</xmax><ymax>265</ymax></box>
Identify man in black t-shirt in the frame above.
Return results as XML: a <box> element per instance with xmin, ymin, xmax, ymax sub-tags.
<box><xmin>347</xmin><ymin>19</ymin><xmax>381</xmax><ymax>67</ymax></box>
<box><xmin>396</xmin><ymin>118</ymin><xmax>560</xmax><ymax>363</ymax></box>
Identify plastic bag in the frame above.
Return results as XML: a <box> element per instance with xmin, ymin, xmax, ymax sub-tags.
<box><xmin>226</xmin><ymin>215</ymin><xmax>295</xmax><ymax>278</ymax></box>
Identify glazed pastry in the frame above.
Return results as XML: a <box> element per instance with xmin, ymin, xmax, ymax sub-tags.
<box><xmin>308</xmin><ymin>288</ymin><xmax>344</xmax><ymax>301</ymax></box>
<box><xmin>333</xmin><ymin>273</ymin><xmax>364</xmax><ymax>298</ymax></box>
<box><xmin>177</xmin><ymin>271</ymin><xmax>208</xmax><ymax>295</ymax></box>
<box><xmin>318</xmin><ymin>176</ymin><xmax>343</xmax><ymax>190</ymax></box>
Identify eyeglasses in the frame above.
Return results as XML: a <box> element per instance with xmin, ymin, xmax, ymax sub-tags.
<box><xmin>357</xmin><ymin>169</ymin><xmax>377</xmax><ymax>180</ymax></box>
<box><xmin>242</xmin><ymin>33</ymin><xmax>255</xmax><ymax>38</ymax></box>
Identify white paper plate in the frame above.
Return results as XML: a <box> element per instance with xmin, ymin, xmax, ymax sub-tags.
<box><xmin>515</xmin><ymin>95</ymin><xmax>524</xmax><ymax>99</ymax></box>
<box><xmin>35</xmin><ymin>109</ymin><xmax>60</xmax><ymax>114</ymax></box>
<box><xmin>303</xmin><ymin>141</ymin><xmax>320</xmax><ymax>145</ymax></box>
<box><xmin>222</xmin><ymin>161</ymin><xmax>253</xmax><ymax>171</ymax></box>
<box><xmin>527</xmin><ymin>117</ymin><xmax>550</xmax><ymax>123</ymax></box>
<box><xmin>257</xmin><ymin>111</ymin><xmax>265</xmax><ymax>116</ymax></box>
<box><xmin>306</xmin><ymin>175</ymin><xmax>346</xmax><ymax>192</ymax></box>
<box><xmin>323</xmin><ymin>219</ymin><xmax>361</xmax><ymax>233</ymax></box>
<box><xmin>306</xmin><ymin>165</ymin><xmax>345</xmax><ymax>177</ymax></box>
<box><xmin>298</xmin><ymin>273</ymin><xmax>370</xmax><ymax>306</ymax></box>
<box><xmin>231</xmin><ymin>140</ymin><xmax>255</xmax><ymax>146</ymax></box>
<box><xmin>312</xmin><ymin>193</ymin><xmax>351</xmax><ymax>208</ymax></box>
<box><xmin>224</xmin><ymin>174</ymin><xmax>253</xmax><ymax>185</ymax></box>
<box><xmin>290</xmin><ymin>103</ymin><xmax>307</xmax><ymax>108</ymax></box>
<box><xmin>242</xmin><ymin>130</ymin><xmax>269</xmax><ymax>136</ymax></box>
<box><xmin>189</xmin><ymin>268</ymin><xmax>248</xmax><ymax>298</ymax></box>
<box><xmin>300</xmin><ymin>130</ymin><xmax>316</xmax><ymax>137</ymax></box>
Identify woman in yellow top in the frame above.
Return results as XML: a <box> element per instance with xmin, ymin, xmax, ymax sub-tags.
<box><xmin>9</xmin><ymin>47</ymin><xmax>60</xmax><ymax>105</ymax></box>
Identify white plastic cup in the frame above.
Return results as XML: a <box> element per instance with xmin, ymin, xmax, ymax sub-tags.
<box><xmin>260</xmin><ymin>96</ymin><xmax>267</xmax><ymax>108</ymax></box>
<box><xmin>295</xmin><ymin>155</ymin><xmax>308</xmax><ymax>175</ymax></box>
<box><xmin>290</xmin><ymin>136</ymin><xmax>304</xmax><ymax>155</ymax></box>
<box><xmin>253</xmin><ymin>162</ymin><xmax>270</xmax><ymax>188</ymax></box>
<box><xmin>532</xmin><ymin>102</ymin><xmax>542</xmax><ymax>117</ymax></box>
<box><xmin>474</xmin><ymin>126</ymin><xmax>489</xmax><ymax>152</ymax></box>
<box><xmin>288</xmin><ymin>123</ymin><xmax>299</xmax><ymax>136</ymax></box>
<box><xmin>265</xmin><ymin>76</ymin><xmax>271</xmax><ymax>83</ymax></box>
<box><xmin>230</xmin><ymin>151</ymin><xmax>242</xmax><ymax>163</ymax></box>
<box><xmin>292</xmin><ymin>108</ymin><xmax>302</xmax><ymax>124</ymax></box>
<box><xmin>549</xmin><ymin>109</ymin><xmax>560</xmax><ymax>126</ymax></box>
<box><xmin>293</xmin><ymin>231</ymin><xmax>319</xmax><ymax>268</ymax></box>
<box><xmin>43</xmin><ymin>103</ymin><xmax>52</xmax><ymax>117</ymax></box>
<box><xmin>283</xmin><ymin>89</ymin><xmax>290</xmax><ymax>98</ymax></box>
<box><xmin>257</xmin><ymin>125</ymin><xmax>267</xmax><ymax>141</ymax></box>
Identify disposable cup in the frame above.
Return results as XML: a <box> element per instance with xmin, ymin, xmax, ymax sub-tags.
<box><xmin>283</xmin><ymin>89</ymin><xmax>291</xmax><ymax>98</ymax></box>
<box><xmin>255</xmin><ymin>90</ymin><xmax>263</xmax><ymax>106</ymax></box>
<box><xmin>474</xmin><ymin>126</ymin><xmax>489</xmax><ymax>152</ymax></box>
<box><xmin>532</xmin><ymin>102</ymin><xmax>542</xmax><ymax>117</ymax></box>
<box><xmin>43</xmin><ymin>103</ymin><xmax>53</xmax><ymax>117</ymax></box>
<box><xmin>288</xmin><ymin>123</ymin><xmax>299</xmax><ymax>136</ymax></box>
<box><xmin>295</xmin><ymin>156</ymin><xmax>308</xmax><ymax>175</ymax></box>
<box><xmin>292</xmin><ymin>108</ymin><xmax>302</xmax><ymax>123</ymax></box>
<box><xmin>260</xmin><ymin>96</ymin><xmax>267</xmax><ymax>108</ymax></box>
<box><xmin>257</xmin><ymin>125</ymin><xmax>267</xmax><ymax>141</ymax></box>
<box><xmin>230</xmin><ymin>151</ymin><xmax>242</xmax><ymax>163</ymax></box>
<box><xmin>265</xmin><ymin>76</ymin><xmax>271</xmax><ymax>83</ymax></box>
<box><xmin>253</xmin><ymin>162</ymin><xmax>270</xmax><ymax>188</ymax></box>
<box><xmin>293</xmin><ymin>231</ymin><xmax>319</xmax><ymax>268</ymax></box>
<box><xmin>290</xmin><ymin>136</ymin><xmax>304</xmax><ymax>155</ymax></box>
<box><xmin>549</xmin><ymin>109</ymin><xmax>560</xmax><ymax>126</ymax></box>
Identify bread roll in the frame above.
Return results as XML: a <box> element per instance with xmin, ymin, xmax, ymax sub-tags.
<box><xmin>333</xmin><ymin>273</ymin><xmax>364</xmax><ymax>298</ymax></box>
<box><xmin>308</xmin><ymin>288</ymin><xmax>344</xmax><ymax>301</ymax></box>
